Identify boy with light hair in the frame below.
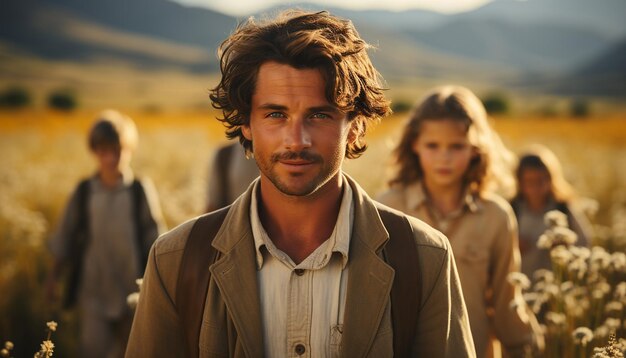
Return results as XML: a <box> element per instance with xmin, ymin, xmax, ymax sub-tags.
<box><xmin>47</xmin><ymin>109</ymin><xmax>165</xmax><ymax>358</ymax></box>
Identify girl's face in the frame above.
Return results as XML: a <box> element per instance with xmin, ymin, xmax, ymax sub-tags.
<box><xmin>412</xmin><ymin>119</ymin><xmax>475</xmax><ymax>190</ymax></box>
<box><xmin>519</xmin><ymin>167</ymin><xmax>551</xmax><ymax>207</ymax></box>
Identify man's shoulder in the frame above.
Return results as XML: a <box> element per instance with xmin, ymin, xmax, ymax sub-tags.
<box><xmin>153</xmin><ymin>207</ymin><xmax>231</xmax><ymax>256</ymax></box>
<box><xmin>375</xmin><ymin>202</ymin><xmax>449</xmax><ymax>252</ymax></box>
<box><xmin>152</xmin><ymin>217</ymin><xmax>198</xmax><ymax>256</ymax></box>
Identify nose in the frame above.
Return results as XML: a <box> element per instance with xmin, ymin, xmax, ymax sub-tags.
<box><xmin>283</xmin><ymin>119</ymin><xmax>311</xmax><ymax>151</ymax></box>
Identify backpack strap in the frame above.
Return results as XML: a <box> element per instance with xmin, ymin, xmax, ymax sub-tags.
<box><xmin>378</xmin><ymin>208</ymin><xmax>421</xmax><ymax>358</ymax></box>
<box><xmin>176</xmin><ymin>206</ymin><xmax>230</xmax><ymax>358</ymax></box>
<box><xmin>63</xmin><ymin>178</ymin><xmax>91</xmax><ymax>309</ymax></box>
<box><xmin>130</xmin><ymin>179</ymin><xmax>149</xmax><ymax>274</ymax></box>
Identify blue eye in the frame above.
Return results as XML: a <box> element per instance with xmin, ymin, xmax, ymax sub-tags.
<box><xmin>311</xmin><ymin>113</ymin><xmax>330</xmax><ymax>119</ymax></box>
<box><xmin>267</xmin><ymin>112</ymin><xmax>285</xmax><ymax>119</ymax></box>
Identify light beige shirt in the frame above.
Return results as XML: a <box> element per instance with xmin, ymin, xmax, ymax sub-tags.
<box><xmin>378</xmin><ymin>182</ymin><xmax>539</xmax><ymax>358</ymax></box>
<box><xmin>250</xmin><ymin>176</ymin><xmax>353</xmax><ymax>358</ymax></box>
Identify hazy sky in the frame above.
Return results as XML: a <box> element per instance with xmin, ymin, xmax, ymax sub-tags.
<box><xmin>172</xmin><ymin>0</ymin><xmax>494</xmax><ymax>16</ymax></box>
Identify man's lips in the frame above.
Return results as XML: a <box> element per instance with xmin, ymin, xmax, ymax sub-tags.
<box><xmin>280</xmin><ymin>160</ymin><xmax>313</xmax><ymax>165</ymax></box>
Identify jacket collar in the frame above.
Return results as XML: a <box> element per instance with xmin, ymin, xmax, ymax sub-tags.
<box><xmin>209</xmin><ymin>173</ymin><xmax>396</xmax><ymax>356</ymax></box>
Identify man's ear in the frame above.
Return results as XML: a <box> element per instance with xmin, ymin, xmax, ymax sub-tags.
<box><xmin>242</xmin><ymin>125</ymin><xmax>252</xmax><ymax>141</ymax></box>
<box><xmin>347</xmin><ymin>119</ymin><xmax>360</xmax><ymax>145</ymax></box>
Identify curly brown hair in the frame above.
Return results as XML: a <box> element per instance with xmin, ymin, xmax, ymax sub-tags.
<box><xmin>209</xmin><ymin>10</ymin><xmax>391</xmax><ymax>159</ymax></box>
<box><xmin>389</xmin><ymin>85</ymin><xmax>515</xmax><ymax>196</ymax></box>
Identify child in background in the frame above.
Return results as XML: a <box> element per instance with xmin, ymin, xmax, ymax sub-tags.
<box><xmin>45</xmin><ymin>110</ymin><xmax>165</xmax><ymax>358</ymax></box>
<box><xmin>511</xmin><ymin>144</ymin><xmax>592</xmax><ymax>278</ymax></box>
<box><xmin>205</xmin><ymin>142</ymin><xmax>259</xmax><ymax>213</ymax></box>
<box><xmin>377</xmin><ymin>85</ymin><xmax>542</xmax><ymax>358</ymax></box>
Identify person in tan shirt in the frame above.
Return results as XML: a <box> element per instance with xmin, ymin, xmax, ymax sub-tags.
<box><xmin>126</xmin><ymin>11</ymin><xmax>475</xmax><ymax>357</ymax></box>
<box><xmin>377</xmin><ymin>86</ymin><xmax>544</xmax><ymax>358</ymax></box>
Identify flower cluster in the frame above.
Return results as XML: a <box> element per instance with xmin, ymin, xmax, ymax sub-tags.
<box><xmin>509</xmin><ymin>210</ymin><xmax>626</xmax><ymax>358</ymax></box>
<box><xmin>33</xmin><ymin>321</ymin><xmax>57</xmax><ymax>358</ymax></box>
<box><xmin>126</xmin><ymin>278</ymin><xmax>144</xmax><ymax>310</ymax></box>
<box><xmin>1</xmin><ymin>341</ymin><xmax>14</xmax><ymax>358</ymax></box>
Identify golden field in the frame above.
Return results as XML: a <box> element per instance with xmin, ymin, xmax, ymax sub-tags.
<box><xmin>1</xmin><ymin>109</ymin><xmax>625</xmax><ymax>355</ymax></box>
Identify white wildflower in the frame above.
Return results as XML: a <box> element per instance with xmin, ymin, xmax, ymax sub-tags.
<box><xmin>550</xmin><ymin>245</ymin><xmax>572</xmax><ymax>266</ymax></box>
<box><xmin>615</xmin><ymin>282</ymin><xmax>626</xmax><ymax>300</ymax></box>
<box><xmin>127</xmin><ymin>292</ymin><xmax>140</xmax><ymax>310</ymax></box>
<box><xmin>537</xmin><ymin>233</ymin><xmax>553</xmax><ymax>249</ymax></box>
<box><xmin>560</xmin><ymin>281</ymin><xmax>574</xmax><ymax>293</ymax></box>
<box><xmin>567</xmin><ymin>258</ymin><xmax>588</xmax><ymax>280</ymax></box>
<box><xmin>544</xmin><ymin>210</ymin><xmax>568</xmax><ymax>228</ymax></box>
<box><xmin>46</xmin><ymin>321</ymin><xmax>57</xmax><ymax>332</ymax></box>
<box><xmin>605</xmin><ymin>301</ymin><xmax>624</xmax><ymax>317</ymax></box>
<box><xmin>508</xmin><ymin>272</ymin><xmax>531</xmax><ymax>290</ymax></box>
<box><xmin>605</xmin><ymin>318</ymin><xmax>621</xmax><ymax>332</ymax></box>
<box><xmin>39</xmin><ymin>340</ymin><xmax>54</xmax><ymax>357</ymax></box>
<box><xmin>551</xmin><ymin>226</ymin><xmax>578</xmax><ymax>246</ymax></box>
<box><xmin>545</xmin><ymin>311</ymin><xmax>567</xmax><ymax>327</ymax></box>
<box><xmin>594</xmin><ymin>325</ymin><xmax>610</xmax><ymax>339</ymax></box>
<box><xmin>590</xmin><ymin>246</ymin><xmax>611</xmax><ymax>271</ymax></box>
<box><xmin>570</xmin><ymin>246</ymin><xmax>591</xmax><ymax>260</ymax></box>
<box><xmin>544</xmin><ymin>283</ymin><xmax>560</xmax><ymax>298</ymax></box>
<box><xmin>572</xmin><ymin>326</ymin><xmax>594</xmax><ymax>346</ymax></box>
<box><xmin>533</xmin><ymin>269</ymin><xmax>554</xmax><ymax>283</ymax></box>
<box><xmin>522</xmin><ymin>292</ymin><xmax>539</xmax><ymax>304</ymax></box>
<box><xmin>610</xmin><ymin>251</ymin><xmax>626</xmax><ymax>272</ymax></box>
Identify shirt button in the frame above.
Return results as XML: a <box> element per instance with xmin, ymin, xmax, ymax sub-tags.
<box><xmin>294</xmin><ymin>269</ymin><xmax>305</xmax><ymax>276</ymax></box>
<box><xmin>295</xmin><ymin>344</ymin><xmax>306</xmax><ymax>355</ymax></box>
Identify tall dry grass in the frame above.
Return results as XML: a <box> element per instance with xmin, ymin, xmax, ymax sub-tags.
<box><xmin>1</xmin><ymin>109</ymin><xmax>625</xmax><ymax>355</ymax></box>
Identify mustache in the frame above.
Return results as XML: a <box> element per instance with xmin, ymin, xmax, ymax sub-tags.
<box><xmin>271</xmin><ymin>150</ymin><xmax>322</xmax><ymax>163</ymax></box>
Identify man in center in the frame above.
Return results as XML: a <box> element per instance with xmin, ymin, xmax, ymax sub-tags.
<box><xmin>127</xmin><ymin>10</ymin><xmax>475</xmax><ymax>357</ymax></box>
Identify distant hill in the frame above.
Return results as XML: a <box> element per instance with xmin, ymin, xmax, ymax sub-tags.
<box><xmin>401</xmin><ymin>18</ymin><xmax>612</xmax><ymax>73</ymax></box>
<box><xmin>1</xmin><ymin>0</ymin><xmax>625</xmax><ymax>99</ymax></box>
<box><xmin>0</xmin><ymin>0</ymin><xmax>237</xmax><ymax>72</ymax></box>
<box><xmin>552</xmin><ymin>39</ymin><xmax>626</xmax><ymax>97</ymax></box>
<box><xmin>253</xmin><ymin>1</ymin><xmax>620</xmax><ymax>75</ymax></box>
<box><xmin>460</xmin><ymin>0</ymin><xmax>626</xmax><ymax>39</ymax></box>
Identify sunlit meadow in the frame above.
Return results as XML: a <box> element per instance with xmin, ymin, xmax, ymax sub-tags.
<box><xmin>1</xmin><ymin>108</ymin><xmax>625</xmax><ymax>355</ymax></box>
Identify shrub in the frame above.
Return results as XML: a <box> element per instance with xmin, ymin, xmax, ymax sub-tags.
<box><xmin>47</xmin><ymin>90</ymin><xmax>77</xmax><ymax>111</ymax></box>
<box><xmin>482</xmin><ymin>93</ymin><xmax>510</xmax><ymax>115</ymax></box>
<box><xmin>570</xmin><ymin>98</ymin><xmax>591</xmax><ymax>118</ymax></box>
<box><xmin>391</xmin><ymin>99</ymin><xmax>413</xmax><ymax>114</ymax></box>
<box><xmin>0</xmin><ymin>87</ymin><xmax>31</xmax><ymax>109</ymax></box>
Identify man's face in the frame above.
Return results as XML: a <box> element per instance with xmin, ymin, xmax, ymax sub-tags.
<box><xmin>242</xmin><ymin>61</ymin><xmax>354</xmax><ymax>197</ymax></box>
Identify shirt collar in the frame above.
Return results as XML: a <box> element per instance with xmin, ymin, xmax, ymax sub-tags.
<box><xmin>405</xmin><ymin>181</ymin><xmax>481</xmax><ymax>214</ymax></box>
<box><xmin>250</xmin><ymin>174</ymin><xmax>353</xmax><ymax>270</ymax></box>
<box><xmin>92</xmin><ymin>169</ymin><xmax>135</xmax><ymax>191</ymax></box>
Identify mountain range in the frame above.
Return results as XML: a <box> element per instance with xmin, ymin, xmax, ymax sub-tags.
<box><xmin>1</xmin><ymin>0</ymin><xmax>625</xmax><ymax>98</ymax></box>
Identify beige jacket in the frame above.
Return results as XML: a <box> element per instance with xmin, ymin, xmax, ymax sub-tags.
<box><xmin>378</xmin><ymin>183</ymin><xmax>541</xmax><ymax>358</ymax></box>
<box><xmin>126</xmin><ymin>175</ymin><xmax>475</xmax><ymax>357</ymax></box>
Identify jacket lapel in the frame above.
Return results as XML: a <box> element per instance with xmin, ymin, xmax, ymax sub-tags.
<box><xmin>209</xmin><ymin>184</ymin><xmax>265</xmax><ymax>357</ymax></box>
<box><xmin>340</xmin><ymin>175</ymin><xmax>395</xmax><ymax>357</ymax></box>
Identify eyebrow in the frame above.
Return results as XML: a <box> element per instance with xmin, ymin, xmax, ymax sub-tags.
<box><xmin>257</xmin><ymin>103</ymin><xmax>341</xmax><ymax>114</ymax></box>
